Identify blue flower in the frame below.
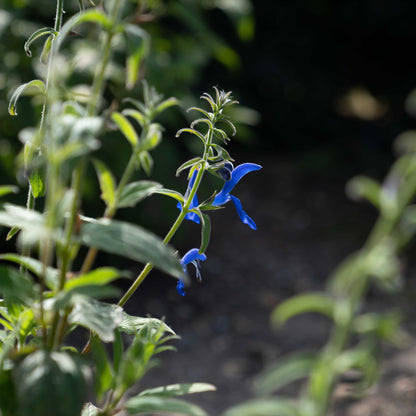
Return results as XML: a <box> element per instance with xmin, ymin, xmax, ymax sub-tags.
<box><xmin>177</xmin><ymin>248</ymin><xmax>207</xmax><ymax>296</ymax></box>
<box><xmin>178</xmin><ymin>162</ymin><xmax>261</xmax><ymax>229</ymax></box>
<box><xmin>212</xmin><ymin>163</ymin><xmax>262</xmax><ymax>230</ymax></box>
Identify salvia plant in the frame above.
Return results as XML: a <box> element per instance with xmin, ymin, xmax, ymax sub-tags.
<box><xmin>0</xmin><ymin>1</ymin><xmax>260</xmax><ymax>416</ymax></box>
<box><xmin>222</xmin><ymin>131</ymin><xmax>416</xmax><ymax>416</ymax></box>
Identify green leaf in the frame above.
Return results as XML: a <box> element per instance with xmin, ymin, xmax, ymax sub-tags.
<box><xmin>6</xmin><ymin>227</ymin><xmax>19</xmax><ymax>241</ymax></box>
<box><xmin>154</xmin><ymin>188</ymin><xmax>184</xmax><ymax>204</ymax></box>
<box><xmin>112</xmin><ymin>112</ymin><xmax>139</xmax><ymax>147</ymax></box>
<box><xmin>222</xmin><ymin>398</ymin><xmax>298</xmax><ymax>416</ymax></box>
<box><xmin>8</xmin><ymin>80</ymin><xmax>46</xmax><ymax>116</ymax></box>
<box><xmin>139</xmin><ymin>383</ymin><xmax>216</xmax><ymax>398</ymax></box>
<box><xmin>79</xmin><ymin>218</ymin><xmax>183</xmax><ymax>278</ymax></box>
<box><xmin>141</xmin><ymin>123</ymin><xmax>162</xmax><ymax>151</ymax></box>
<box><xmin>13</xmin><ymin>351</ymin><xmax>87</xmax><ymax>416</ymax></box>
<box><xmin>125</xmin><ymin>396</ymin><xmax>207</xmax><ymax>416</ymax></box>
<box><xmin>40</xmin><ymin>34</ymin><xmax>53</xmax><ymax>64</ymax></box>
<box><xmin>113</xmin><ymin>329</ymin><xmax>123</xmax><ymax>377</ymax></box>
<box><xmin>29</xmin><ymin>167</ymin><xmax>46</xmax><ymax>198</ymax></box>
<box><xmin>139</xmin><ymin>151</ymin><xmax>153</xmax><ymax>176</ymax></box>
<box><xmin>254</xmin><ymin>352</ymin><xmax>317</xmax><ymax>396</ymax></box>
<box><xmin>24</xmin><ymin>27</ymin><xmax>57</xmax><ymax>57</ymax></box>
<box><xmin>176</xmin><ymin>157</ymin><xmax>203</xmax><ymax>177</ymax></box>
<box><xmin>122</xmin><ymin>108</ymin><xmax>146</xmax><ymax>127</ymax></box>
<box><xmin>93</xmin><ymin>159</ymin><xmax>116</xmax><ymax>209</ymax></box>
<box><xmin>64</xmin><ymin>267</ymin><xmax>120</xmax><ymax>291</ymax></box>
<box><xmin>154</xmin><ymin>97</ymin><xmax>179</xmax><ymax>114</ymax></box>
<box><xmin>346</xmin><ymin>175</ymin><xmax>381</xmax><ymax>209</ymax></box>
<box><xmin>117</xmin><ymin>181</ymin><xmax>162</xmax><ymax>209</ymax></box>
<box><xmin>176</xmin><ymin>128</ymin><xmax>206</xmax><ymax>144</ymax></box>
<box><xmin>0</xmin><ymin>185</ymin><xmax>18</xmax><ymax>198</ymax></box>
<box><xmin>68</xmin><ymin>297</ymin><xmax>123</xmax><ymax>342</ymax></box>
<box><xmin>124</xmin><ymin>24</ymin><xmax>150</xmax><ymax>89</ymax></box>
<box><xmin>198</xmin><ymin>212</ymin><xmax>211</xmax><ymax>254</ymax></box>
<box><xmin>271</xmin><ymin>293</ymin><xmax>335</xmax><ymax>326</ymax></box>
<box><xmin>0</xmin><ymin>253</ymin><xmax>59</xmax><ymax>290</ymax></box>
<box><xmin>118</xmin><ymin>312</ymin><xmax>175</xmax><ymax>335</ymax></box>
<box><xmin>91</xmin><ymin>337</ymin><xmax>114</xmax><ymax>400</ymax></box>
<box><xmin>0</xmin><ymin>266</ymin><xmax>36</xmax><ymax>306</ymax></box>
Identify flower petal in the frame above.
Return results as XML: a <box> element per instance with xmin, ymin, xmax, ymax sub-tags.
<box><xmin>230</xmin><ymin>195</ymin><xmax>257</xmax><ymax>230</ymax></box>
<box><xmin>181</xmin><ymin>248</ymin><xmax>207</xmax><ymax>266</ymax></box>
<box><xmin>177</xmin><ymin>279</ymin><xmax>186</xmax><ymax>296</ymax></box>
<box><xmin>213</xmin><ymin>163</ymin><xmax>261</xmax><ymax>206</ymax></box>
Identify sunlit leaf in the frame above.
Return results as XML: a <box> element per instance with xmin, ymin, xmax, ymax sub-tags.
<box><xmin>112</xmin><ymin>112</ymin><xmax>139</xmax><ymax>147</ymax></box>
<box><xmin>139</xmin><ymin>383</ymin><xmax>216</xmax><ymax>398</ymax></box>
<box><xmin>8</xmin><ymin>80</ymin><xmax>46</xmax><ymax>116</ymax></box>
<box><xmin>0</xmin><ymin>186</ymin><xmax>18</xmax><ymax>198</ymax></box>
<box><xmin>93</xmin><ymin>159</ymin><xmax>116</xmax><ymax>209</ymax></box>
<box><xmin>117</xmin><ymin>181</ymin><xmax>161</xmax><ymax>209</ymax></box>
<box><xmin>118</xmin><ymin>312</ymin><xmax>175</xmax><ymax>335</ymax></box>
<box><xmin>24</xmin><ymin>27</ymin><xmax>57</xmax><ymax>57</ymax></box>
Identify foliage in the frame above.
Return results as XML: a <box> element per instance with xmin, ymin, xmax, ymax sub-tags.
<box><xmin>222</xmin><ymin>131</ymin><xmax>416</xmax><ymax>415</ymax></box>
<box><xmin>0</xmin><ymin>1</ymin><xmax>259</xmax><ymax>415</ymax></box>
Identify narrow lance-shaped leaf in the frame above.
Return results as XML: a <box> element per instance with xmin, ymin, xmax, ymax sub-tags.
<box><xmin>124</xmin><ymin>24</ymin><xmax>150</xmax><ymax>89</ymax></box>
<box><xmin>79</xmin><ymin>218</ymin><xmax>183</xmax><ymax>278</ymax></box>
<box><xmin>138</xmin><ymin>383</ymin><xmax>216</xmax><ymax>398</ymax></box>
<box><xmin>198</xmin><ymin>212</ymin><xmax>211</xmax><ymax>254</ymax></box>
<box><xmin>176</xmin><ymin>157</ymin><xmax>203</xmax><ymax>177</ymax></box>
<box><xmin>139</xmin><ymin>151</ymin><xmax>153</xmax><ymax>176</ymax></box>
<box><xmin>93</xmin><ymin>159</ymin><xmax>116</xmax><ymax>209</ymax></box>
<box><xmin>0</xmin><ymin>185</ymin><xmax>18</xmax><ymax>198</ymax></box>
<box><xmin>271</xmin><ymin>293</ymin><xmax>335</xmax><ymax>326</ymax></box>
<box><xmin>29</xmin><ymin>167</ymin><xmax>46</xmax><ymax>198</ymax></box>
<box><xmin>8</xmin><ymin>80</ymin><xmax>46</xmax><ymax>116</ymax></box>
<box><xmin>117</xmin><ymin>181</ymin><xmax>162</xmax><ymax>209</ymax></box>
<box><xmin>154</xmin><ymin>97</ymin><xmax>179</xmax><ymax>114</ymax></box>
<box><xmin>153</xmin><ymin>188</ymin><xmax>185</xmax><ymax>204</ymax></box>
<box><xmin>176</xmin><ymin>128</ymin><xmax>206</xmax><ymax>144</ymax></box>
<box><xmin>112</xmin><ymin>112</ymin><xmax>139</xmax><ymax>147</ymax></box>
<box><xmin>24</xmin><ymin>27</ymin><xmax>57</xmax><ymax>57</ymax></box>
<box><xmin>122</xmin><ymin>108</ymin><xmax>146</xmax><ymax>127</ymax></box>
<box><xmin>125</xmin><ymin>396</ymin><xmax>207</xmax><ymax>416</ymax></box>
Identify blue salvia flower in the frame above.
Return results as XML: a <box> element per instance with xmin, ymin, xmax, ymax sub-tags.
<box><xmin>177</xmin><ymin>248</ymin><xmax>207</xmax><ymax>296</ymax></box>
<box><xmin>212</xmin><ymin>163</ymin><xmax>262</xmax><ymax>230</ymax></box>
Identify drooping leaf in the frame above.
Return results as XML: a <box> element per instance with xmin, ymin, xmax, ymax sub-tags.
<box><xmin>112</xmin><ymin>112</ymin><xmax>139</xmax><ymax>147</ymax></box>
<box><xmin>68</xmin><ymin>297</ymin><xmax>123</xmax><ymax>342</ymax></box>
<box><xmin>176</xmin><ymin>157</ymin><xmax>203</xmax><ymax>177</ymax></box>
<box><xmin>222</xmin><ymin>398</ymin><xmax>298</xmax><ymax>416</ymax></box>
<box><xmin>125</xmin><ymin>396</ymin><xmax>207</xmax><ymax>416</ymax></box>
<box><xmin>93</xmin><ymin>159</ymin><xmax>116</xmax><ymax>209</ymax></box>
<box><xmin>175</xmin><ymin>128</ymin><xmax>206</xmax><ymax>144</ymax></box>
<box><xmin>254</xmin><ymin>352</ymin><xmax>317</xmax><ymax>396</ymax></box>
<box><xmin>79</xmin><ymin>218</ymin><xmax>183</xmax><ymax>278</ymax></box>
<box><xmin>117</xmin><ymin>181</ymin><xmax>161</xmax><ymax>209</ymax></box>
<box><xmin>64</xmin><ymin>267</ymin><xmax>120</xmax><ymax>291</ymax></box>
<box><xmin>154</xmin><ymin>97</ymin><xmax>179</xmax><ymax>114</ymax></box>
<box><xmin>24</xmin><ymin>27</ymin><xmax>57</xmax><ymax>57</ymax></box>
<box><xmin>153</xmin><ymin>188</ymin><xmax>184</xmax><ymax>204</ymax></box>
<box><xmin>124</xmin><ymin>24</ymin><xmax>150</xmax><ymax>89</ymax></box>
<box><xmin>13</xmin><ymin>351</ymin><xmax>87</xmax><ymax>416</ymax></box>
<box><xmin>271</xmin><ymin>293</ymin><xmax>335</xmax><ymax>326</ymax></box>
<box><xmin>8</xmin><ymin>80</ymin><xmax>46</xmax><ymax>116</ymax></box>
<box><xmin>139</xmin><ymin>383</ymin><xmax>216</xmax><ymax>398</ymax></box>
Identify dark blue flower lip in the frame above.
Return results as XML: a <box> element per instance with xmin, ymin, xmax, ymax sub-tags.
<box><xmin>177</xmin><ymin>248</ymin><xmax>207</xmax><ymax>296</ymax></box>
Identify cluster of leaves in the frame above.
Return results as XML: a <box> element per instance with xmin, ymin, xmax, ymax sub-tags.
<box><xmin>0</xmin><ymin>0</ymin><xmax>252</xmax><ymax>415</ymax></box>
<box><xmin>223</xmin><ymin>131</ymin><xmax>416</xmax><ymax>415</ymax></box>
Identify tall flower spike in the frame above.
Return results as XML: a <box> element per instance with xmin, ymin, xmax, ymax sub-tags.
<box><xmin>177</xmin><ymin>248</ymin><xmax>207</xmax><ymax>296</ymax></box>
<box><xmin>212</xmin><ymin>163</ymin><xmax>262</xmax><ymax>230</ymax></box>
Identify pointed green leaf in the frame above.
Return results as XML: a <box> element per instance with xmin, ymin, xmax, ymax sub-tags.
<box><xmin>0</xmin><ymin>185</ymin><xmax>18</xmax><ymax>198</ymax></box>
<box><xmin>124</xmin><ymin>24</ymin><xmax>150</xmax><ymax>89</ymax></box>
<box><xmin>0</xmin><ymin>266</ymin><xmax>36</xmax><ymax>306</ymax></box>
<box><xmin>176</xmin><ymin>157</ymin><xmax>203</xmax><ymax>177</ymax></box>
<box><xmin>153</xmin><ymin>188</ymin><xmax>184</xmax><ymax>204</ymax></box>
<box><xmin>69</xmin><ymin>297</ymin><xmax>123</xmax><ymax>342</ymax></box>
<box><xmin>6</xmin><ymin>226</ymin><xmax>19</xmax><ymax>241</ymax></box>
<box><xmin>197</xmin><ymin>211</ymin><xmax>210</xmax><ymax>254</ymax></box>
<box><xmin>125</xmin><ymin>396</ymin><xmax>207</xmax><ymax>416</ymax></box>
<box><xmin>64</xmin><ymin>267</ymin><xmax>120</xmax><ymax>291</ymax></box>
<box><xmin>141</xmin><ymin>123</ymin><xmax>162</xmax><ymax>151</ymax></box>
<box><xmin>117</xmin><ymin>181</ymin><xmax>162</xmax><ymax>209</ymax></box>
<box><xmin>93</xmin><ymin>159</ymin><xmax>116</xmax><ymax>208</ymax></box>
<box><xmin>139</xmin><ymin>151</ymin><xmax>153</xmax><ymax>176</ymax></box>
<box><xmin>271</xmin><ymin>293</ymin><xmax>335</xmax><ymax>326</ymax></box>
<box><xmin>29</xmin><ymin>167</ymin><xmax>46</xmax><ymax>198</ymax></box>
<box><xmin>118</xmin><ymin>313</ymin><xmax>175</xmax><ymax>335</ymax></box>
<box><xmin>154</xmin><ymin>97</ymin><xmax>179</xmax><ymax>114</ymax></box>
<box><xmin>254</xmin><ymin>352</ymin><xmax>317</xmax><ymax>396</ymax></box>
<box><xmin>40</xmin><ymin>34</ymin><xmax>53</xmax><ymax>64</ymax></box>
<box><xmin>79</xmin><ymin>218</ymin><xmax>183</xmax><ymax>278</ymax></box>
<box><xmin>222</xmin><ymin>398</ymin><xmax>298</xmax><ymax>416</ymax></box>
<box><xmin>112</xmin><ymin>112</ymin><xmax>139</xmax><ymax>147</ymax></box>
<box><xmin>176</xmin><ymin>128</ymin><xmax>206</xmax><ymax>144</ymax></box>
<box><xmin>24</xmin><ymin>27</ymin><xmax>57</xmax><ymax>57</ymax></box>
<box><xmin>139</xmin><ymin>383</ymin><xmax>216</xmax><ymax>398</ymax></box>
<box><xmin>8</xmin><ymin>80</ymin><xmax>46</xmax><ymax>116</ymax></box>
<box><xmin>122</xmin><ymin>108</ymin><xmax>146</xmax><ymax>127</ymax></box>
